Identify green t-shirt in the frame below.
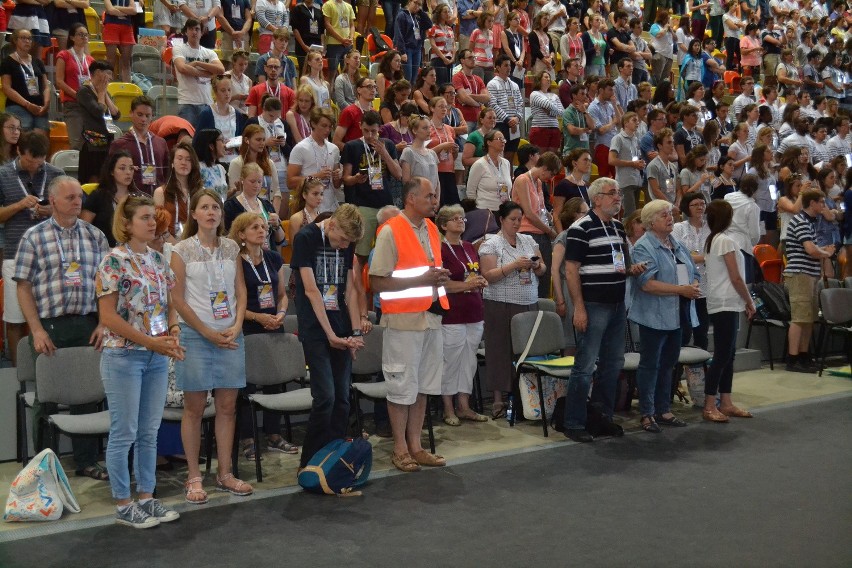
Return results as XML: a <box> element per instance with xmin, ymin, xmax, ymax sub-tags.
<box><xmin>466</xmin><ymin>129</ymin><xmax>486</xmax><ymax>159</ymax></box>
<box><xmin>562</xmin><ymin>105</ymin><xmax>590</xmax><ymax>154</ymax></box>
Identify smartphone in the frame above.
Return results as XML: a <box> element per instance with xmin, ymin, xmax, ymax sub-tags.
<box><xmin>38</xmin><ymin>198</ymin><xmax>49</xmax><ymax>206</ymax></box>
<box><xmin>530</xmin><ymin>256</ymin><xmax>540</xmax><ymax>262</ymax></box>
<box><xmin>359</xmin><ymin>168</ymin><xmax>368</xmax><ymax>176</ymax></box>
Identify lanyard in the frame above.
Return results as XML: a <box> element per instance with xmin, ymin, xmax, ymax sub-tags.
<box><xmin>237</xmin><ymin>193</ymin><xmax>269</xmax><ymax>221</ymax></box>
<box><xmin>133</xmin><ymin>130</ymin><xmax>156</xmax><ymax>166</ymax></box>
<box><xmin>568</xmin><ymin>175</ymin><xmax>590</xmax><ymax>204</ymax></box>
<box><xmin>296</xmin><ymin>113</ymin><xmax>311</xmax><ymax>138</ymax></box>
<box><xmin>598</xmin><ymin>216</ymin><xmax>622</xmax><ymax>255</ymax></box>
<box><xmin>194</xmin><ymin>236</ymin><xmax>226</xmax><ymax>292</ymax></box>
<box><xmin>361</xmin><ymin>139</ymin><xmax>380</xmax><ymax>170</ymax></box>
<box><xmin>485</xmin><ymin>155</ymin><xmax>504</xmax><ymax>180</ymax></box>
<box><xmin>461</xmin><ymin>72</ymin><xmax>477</xmax><ymax>95</ymax></box>
<box><xmin>72</xmin><ymin>49</ymin><xmax>89</xmax><ymax>79</ymax></box>
<box><xmin>174</xmin><ymin>190</ymin><xmax>189</xmax><ymax>234</ymax></box>
<box><xmin>125</xmin><ymin>245</ymin><xmax>165</xmax><ymax>305</ymax></box>
<box><xmin>431</xmin><ymin>122</ymin><xmax>449</xmax><ymax>144</ymax></box>
<box><xmin>243</xmin><ymin>252</ymin><xmax>271</xmax><ymax>284</ymax></box>
<box><xmin>19</xmin><ymin>60</ymin><xmax>35</xmax><ymax>78</ymax></box>
<box><xmin>444</xmin><ymin>240</ymin><xmax>474</xmax><ymax>270</ymax></box>
<box><xmin>50</xmin><ymin>219</ymin><xmax>81</xmax><ymax>267</ymax></box>
<box><xmin>319</xmin><ymin>221</ymin><xmax>340</xmax><ymax>285</ymax></box>
<box><xmin>310</xmin><ymin>137</ymin><xmax>329</xmax><ymax>169</ymax></box>
<box><xmin>15</xmin><ymin>161</ymin><xmax>46</xmax><ymax>198</ymax></box>
<box><xmin>266</xmin><ymin>80</ymin><xmax>281</xmax><ymax>100</ymax></box>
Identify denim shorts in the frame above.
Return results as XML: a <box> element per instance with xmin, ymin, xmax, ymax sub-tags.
<box><xmin>5</xmin><ymin>105</ymin><xmax>49</xmax><ymax>131</ymax></box>
<box><xmin>175</xmin><ymin>324</ymin><xmax>246</xmax><ymax>391</ymax></box>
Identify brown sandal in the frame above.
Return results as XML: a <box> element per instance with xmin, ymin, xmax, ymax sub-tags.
<box><xmin>720</xmin><ymin>406</ymin><xmax>753</xmax><ymax>418</ymax></box>
<box><xmin>411</xmin><ymin>449</ymin><xmax>447</xmax><ymax>467</ymax></box>
<box><xmin>184</xmin><ymin>477</ymin><xmax>209</xmax><ymax>505</ymax></box>
<box><xmin>391</xmin><ymin>452</ymin><xmax>421</xmax><ymax>473</ymax></box>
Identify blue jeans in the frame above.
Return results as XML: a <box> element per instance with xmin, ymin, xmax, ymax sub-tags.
<box><xmin>299</xmin><ymin>338</ymin><xmax>353</xmax><ymax>468</ymax></box>
<box><xmin>101</xmin><ymin>348</ymin><xmax>169</xmax><ymax>500</ymax></box>
<box><xmin>564</xmin><ymin>302</ymin><xmax>627</xmax><ymax>431</ymax></box>
<box><xmin>403</xmin><ymin>46</ymin><xmax>422</xmax><ymax>83</ymax></box>
<box><xmin>383</xmin><ymin>2</ymin><xmax>400</xmax><ymax>34</ymax></box>
<box><xmin>177</xmin><ymin>103</ymin><xmax>206</xmax><ymax>125</ymax></box>
<box><xmin>636</xmin><ymin>325</ymin><xmax>682</xmax><ymax>417</ymax></box>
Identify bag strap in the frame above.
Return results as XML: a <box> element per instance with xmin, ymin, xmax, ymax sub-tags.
<box><xmin>516</xmin><ymin>310</ymin><xmax>544</xmax><ymax>369</ymax></box>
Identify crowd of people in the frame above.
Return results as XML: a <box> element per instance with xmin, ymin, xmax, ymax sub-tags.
<box><xmin>0</xmin><ymin>0</ymin><xmax>851</xmax><ymax>530</ymax></box>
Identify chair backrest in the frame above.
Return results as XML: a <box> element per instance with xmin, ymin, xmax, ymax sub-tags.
<box><xmin>510</xmin><ymin>310</ymin><xmax>565</xmax><ymax>357</ymax></box>
<box><xmin>369</xmin><ymin>62</ymin><xmax>379</xmax><ymax>79</ymax></box>
<box><xmin>35</xmin><ymin>347</ymin><xmax>104</xmax><ymax>406</ymax></box>
<box><xmin>759</xmin><ymin>259</ymin><xmax>783</xmax><ymax>284</ymax></box>
<box><xmin>49</xmin><ymin>149</ymin><xmax>79</xmax><ymax>172</ymax></box>
<box><xmin>147</xmin><ymin>85</ymin><xmax>165</xmax><ymax>100</ymax></box>
<box><xmin>819</xmin><ymin>288</ymin><xmax>852</xmax><ymax>325</ymax></box>
<box><xmin>82</xmin><ymin>183</ymin><xmax>98</xmax><ymax>194</ymax></box>
<box><xmin>244</xmin><ymin>333</ymin><xmax>306</xmax><ymax>386</ymax></box>
<box><xmin>283</xmin><ymin>314</ymin><xmax>298</xmax><ymax>334</ymax></box>
<box><xmin>537</xmin><ymin>298</ymin><xmax>556</xmax><ymax>312</ymax></box>
<box><xmin>132</xmin><ymin>44</ymin><xmax>161</xmax><ymax>60</ymax></box>
<box><xmin>16</xmin><ymin>337</ymin><xmax>35</xmax><ymax>385</ymax></box>
<box><xmin>352</xmin><ymin>326</ymin><xmax>383</xmax><ymax>375</ymax></box>
<box><xmin>846</xmin><ymin>277</ymin><xmax>852</xmax><ymax>290</ymax></box>
<box><xmin>753</xmin><ymin>244</ymin><xmax>780</xmax><ymax>265</ymax></box>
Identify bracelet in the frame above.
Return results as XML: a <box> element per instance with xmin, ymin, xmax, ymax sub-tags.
<box><xmin>277</xmin><ymin>310</ymin><xmax>287</xmax><ymax>315</ymax></box>
<box><xmin>168</xmin><ymin>324</ymin><xmax>180</xmax><ymax>333</ymax></box>
<box><xmin>351</xmin><ymin>330</ymin><xmax>363</xmax><ymax>337</ymax></box>
<box><xmin>360</xmin><ymin>314</ymin><xmax>369</xmax><ymax>320</ymax></box>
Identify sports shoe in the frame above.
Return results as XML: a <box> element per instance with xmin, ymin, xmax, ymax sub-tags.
<box><xmin>786</xmin><ymin>359</ymin><xmax>818</xmax><ymax>374</ymax></box>
<box><xmin>564</xmin><ymin>429</ymin><xmax>594</xmax><ymax>443</ymax></box>
<box><xmin>138</xmin><ymin>498</ymin><xmax>180</xmax><ymax>523</ymax></box>
<box><xmin>115</xmin><ymin>503</ymin><xmax>160</xmax><ymax>529</ymax></box>
<box><xmin>596</xmin><ymin>419</ymin><xmax>625</xmax><ymax>437</ymax></box>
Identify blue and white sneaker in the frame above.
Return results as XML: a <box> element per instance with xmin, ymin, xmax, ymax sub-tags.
<box><xmin>116</xmin><ymin>503</ymin><xmax>160</xmax><ymax>529</ymax></box>
<box><xmin>138</xmin><ymin>498</ymin><xmax>180</xmax><ymax>523</ymax></box>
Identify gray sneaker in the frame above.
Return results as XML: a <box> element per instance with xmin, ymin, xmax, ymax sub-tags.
<box><xmin>116</xmin><ymin>503</ymin><xmax>160</xmax><ymax>529</ymax></box>
<box><xmin>138</xmin><ymin>499</ymin><xmax>180</xmax><ymax>523</ymax></box>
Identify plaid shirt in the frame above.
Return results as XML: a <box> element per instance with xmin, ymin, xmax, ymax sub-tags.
<box><xmin>14</xmin><ymin>218</ymin><xmax>110</xmax><ymax>319</ymax></box>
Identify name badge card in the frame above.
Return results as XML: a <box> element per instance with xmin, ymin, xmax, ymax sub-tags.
<box><xmin>258</xmin><ymin>284</ymin><xmax>274</xmax><ymax>309</ymax></box>
<box><xmin>142</xmin><ymin>164</ymin><xmax>156</xmax><ymax>186</ymax></box>
<box><xmin>612</xmin><ymin>249</ymin><xmax>626</xmax><ymax>273</ymax></box>
<box><xmin>368</xmin><ymin>165</ymin><xmax>383</xmax><ymax>190</ymax></box>
<box><xmin>518</xmin><ymin>268</ymin><xmax>532</xmax><ymax>285</ymax></box>
<box><xmin>209</xmin><ymin>290</ymin><xmax>233</xmax><ymax>319</ymax></box>
<box><xmin>322</xmin><ymin>284</ymin><xmax>339</xmax><ymax>311</ymax></box>
<box><xmin>64</xmin><ymin>261</ymin><xmax>83</xmax><ymax>288</ymax></box>
<box><xmin>149</xmin><ymin>303</ymin><xmax>168</xmax><ymax>336</ymax></box>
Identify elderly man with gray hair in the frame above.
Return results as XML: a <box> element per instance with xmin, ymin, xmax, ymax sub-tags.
<box><xmin>562</xmin><ymin>177</ymin><xmax>646</xmax><ymax>443</ymax></box>
<box><xmin>14</xmin><ymin>175</ymin><xmax>111</xmax><ymax>480</ymax></box>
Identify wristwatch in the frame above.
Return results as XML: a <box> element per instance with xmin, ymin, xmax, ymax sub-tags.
<box><xmin>351</xmin><ymin>330</ymin><xmax>363</xmax><ymax>337</ymax></box>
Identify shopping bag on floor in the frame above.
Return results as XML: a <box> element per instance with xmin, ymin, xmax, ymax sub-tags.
<box><xmin>519</xmin><ymin>372</ymin><xmax>568</xmax><ymax>420</ymax></box>
<box><xmin>4</xmin><ymin>449</ymin><xmax>81</xmax><ymax>522</ymax></box>
<box><xmin>685</xmin><ymin>364</ymin><xmax>706</xmax><ymax>407</ymax></box>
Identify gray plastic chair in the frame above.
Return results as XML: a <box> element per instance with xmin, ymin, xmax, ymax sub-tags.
<box><xmin>816</xmin><ymin>288</ymin><xmax>852</xmax><ymax>376</ymax></box>
<box><xmin>16</xmin><ymin>337</ymin><xmax>36</xmax><ymax>464</ymax></box>
<box><xmin>510</xmin><ymin>310</ymin><xmax>571</xmax><ymax>437</ymax></box>
<box><xmin>242</xmin><ymin>333</ymin><xmax>310</xmax><ymax>482</ymax></box>
<box><xmin>35</xmin><ymin>347</ymin><xmax>110</xmax><ymax>456</ymax></box>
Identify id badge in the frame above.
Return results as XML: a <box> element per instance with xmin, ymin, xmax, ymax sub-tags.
<box><xmin>64</xmin><ymin>261</ymin><xmax>83</xmax><ymax>288</ymax></box>
<box><xmin>612</xmin><ymin>249</ymin><xmax>626</xmax><ymax>273</ymax></box>
<box><xmin>768</xmin><ymin>183</ymin><xmax>778</xmax><ymax>200</ymax></box>
<box><xmin>209</xmin><ymin>290</ymin><xmax>233</xmax><ymax>319</ymax></box>
<box><xmin>704</xmin><ymin>110</ymin><xmax>712</xmax><ymax>120</ymax></box>
<box><xmin>231</xmin><ymin>3</ymin><xmax>241</xmax><ymax>19</ymax></box>
<box><xmin>413</xmin><ymin>27</ymin><xmax>421</xmax><ymax>40</ymax></box>
<box><xmin>322</xmin><ymin>284</ymin><xmax>340</xmax><ymax>311</ymax></box>
<box><xmin>340</xmin><ymin>16</ymin><xmax>349</xmax><ymax>28</ymax></box>
<box><xmin>78</xmin><ymin>74</ymin><xmax>88</xmax><ymax>88</ymax></box>
<box><xmin>142</xmin><ymin>164</ymin><xmax>156</xmax><ymax>186</ymax></box>
<box><xmin>498</xmin><ymin>182</ymin><xmax>509</xmax><ymax>202</ymax></box>
<box><xmin>103</xmin><ymin>112</ymin><xmax>114</xmax><ymax>129</ymax></box>
<box><xmin>258</xmin><ymin>283</ymin><xmax>274</xmax><ymax>309</ymax></box>
<box><xmin>484</xmin><ymin>46</ymin><xmax>492</xmax><ymax>59</ymax></box>
<box><xmin>195</xmin><ymin>0</ymin><xmax>205</xmax><ymax>9</ymax></box>
<box><xmin>665</xmin><ymin>178</ymin><xmax>675</xmax><ymax>198</ymax></box>
<box><xmin>368</xmin><ymin>165</ymin><xmax>383</xmax><ymax>190</ymax></box>
<box><xmin>25</xmin><ymin>75</ymin><xmax>39</xmax><ymax>96</ymax></box>
<box><xmin>269</xmin><ymin>149</ymin><xmax>282</xmax><ymax>162</ymax></box>
<box><xmin>439</xmin><ymin>150</ymin><xmax>449</xmax><ymax>161</ymax></box>
<box><xmin>518</xmin><ymin>268</ymin><xmax>532</xmax><ymax>285</ymax></box>
<box><xmin>579</xmin><ymin>132</ymin><xmax>589</xmax><ymax>142</ymax></box>
<box><xmin>149</xmin><ymin>303</ymin><xmax>168</xmax><ymax>336</ymax></box>
<box><xmin>310</xmin><ymin>19</ymin><xmax>319</xmax><ymax>34</ymax></box>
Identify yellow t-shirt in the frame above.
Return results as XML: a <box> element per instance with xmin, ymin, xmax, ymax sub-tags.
<box><xmin>322</xmin><ymin>0</ymin><xmax>356</xmax><ymax>46</ymax></box>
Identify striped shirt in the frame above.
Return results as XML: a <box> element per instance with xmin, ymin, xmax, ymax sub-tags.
<box><xmin>564</xmin><ymin>210</ymin><xmax>628</xmax><ymax>304</ymax></box>
<box><xmin>784</xmin><ymin>212</ymin><xmax>821</xmax><ymax>277</ymax></box>
<box><xmin>14</xmin><ymin>219</ymin><xmax>110</xmax><ymax>319</ymax></box>
<box><xmin>255</xmin><ymin>0</ymin><xmax>289</xmax><ymax>35</ymax></box>
<box><xmin>470</xmin><ymin>29</ymin><xmax>495</xmax><ymax>68</ymax></box>
<box><xmin>427</xmin><ymin>24</ymin><xmax>454</xmax><ymax>59</ymax></box>
<box><xmin>487</xmin><ymin>75</ymin><xmax>523</xmax><ymax>122</ymax></box>
<box><xmin>529</xmin><ymin>91</ymin><xmax>564</xmax><ymax>129</ymax></box>
<box><xmin>826</xmin><ymin>134</ymin><xmax>851</xmax><ymax>160</ymax></box>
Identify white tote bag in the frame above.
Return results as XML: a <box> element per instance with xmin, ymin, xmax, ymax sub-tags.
<box><xmin>4</xmin><ymin>449</ymin><xmax>81</xmax><ymax>522</ymax></box>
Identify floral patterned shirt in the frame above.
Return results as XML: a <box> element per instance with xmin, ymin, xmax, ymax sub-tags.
<box><xmin>96</xmin><ymin>245</ymin><xmax>176</xmax><ymax>349</ymax></box>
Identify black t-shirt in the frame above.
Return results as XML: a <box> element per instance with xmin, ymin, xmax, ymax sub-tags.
<box><xmin>607</xmin><ymin>27</ymin><xmax>632</xmax><ymax>66</ymax></box>
<box><xmin>341</xmin><ymin>138</ymin><xmax>397</xmax><ymax>209</ymax></box>
<box><xmin>760</xmin><ymin>30</ymin><xmax>782</xmax><ymax>55</ymax></box>
<box><xmin>82</xmin><ymin>188</ymin><xmax>117</xmax><ymax>246</ymax></box>
<box><xmin>241</xmin><ymin>248</ymin><xmax>284</xmax><ymax>335</ymax></box>
<box><xmin>673</xmin><ymin>126</ymin><xmax>702</xmax><ymax>155</ymax></box>
<box><xmin>223</xmin><ymin>196</ymin><xmax>277</xmax><ymax>246</ymax></box>
<box><xmin>554</xmin><ymin>179</ymin><xmax>591</xmax><ymax>207</ymax></box>
<box><xmin>291</xmin><ymin>4</ymin><xmax>325</xmax><ymax>54</ymax></box>
<box><xmin>0</xmin><ymin>56</ymin><xmax>47</xmax><ymax>107</ymax></box>
<box><xmin>290</xmin><ymin>223</ymin><xmax>354</xmax><ymax>343</ymax></box>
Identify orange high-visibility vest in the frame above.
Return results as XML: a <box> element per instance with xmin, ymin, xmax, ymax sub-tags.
<box><xmin>379</xmin><ymin>215</ymin><xmax>449</xmax><ymax>314</ymax></box>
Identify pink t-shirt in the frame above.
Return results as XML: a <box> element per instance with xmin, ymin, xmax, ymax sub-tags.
<box><xmin>428</xmin><ymin>122</ymin><xmax>456</xmax><ymax>173</ymax></box>
<box><xmin>57</xmin><ymin>49</ymin><xmax>95</xmax><ymax>103</ymax></box>
<box><xmin>739</xmin><ymin>35</ymin><xmax>761</xmax><ymax>67</ymax></box>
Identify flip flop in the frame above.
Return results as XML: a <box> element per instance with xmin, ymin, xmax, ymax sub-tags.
<box><xmin>491</xmin><ymin>403</ymin><xmax>506</xmax><ymax>420</ymax></box>
<box><xmin>443</xmin><ymin>415</ymin><xmax>461</xmax><ymax>426</ymax></box>
<box><xmin>458</xmin><ymin>412</ymin><xmax>489</xmax><ymax>422</ymax></box>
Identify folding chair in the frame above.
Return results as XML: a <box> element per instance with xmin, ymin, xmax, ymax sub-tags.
<box><xmin>815</xmin><ymin>288</ymin><xmax>852</xmax><ymax>376</ymax></box>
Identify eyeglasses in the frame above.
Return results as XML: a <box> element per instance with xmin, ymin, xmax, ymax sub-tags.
<box><xmin>599</xmin><ymin>190</ymin><xmax>624</xmax><ymax>198</ymax></box>
<box><xmin>444</xmin><ymin>91</ymin><xmax>457</xmax><ymax>95</ymax></box>
<box><xmin>449</xmin><ymin>216</ymin><xmax>467</xmax><ymax>223</ymax></box>
<box><xmin>360</xmin><ymin>84</ymin><xmax>377</xmax><ymax>89</ymax></box>
<box><xmin>76</xmin><ymin>32</ymin><xmax>90</xmax><ymax>38</ymax></box>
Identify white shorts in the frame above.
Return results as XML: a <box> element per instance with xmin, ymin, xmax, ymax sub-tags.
<box><xmin>441</xmin><ymin>322</ymin><xmax>484</xmax><ymax>395</ymax></box>
<box><xmin>2</xmin><ymin>258</ymin><xmax>25</xmax><ymax>324</ymax></box>
<box><xmin>382</xmin><ymin>327</ymin><xmax>442</xmax><ymax>405</ymax></box>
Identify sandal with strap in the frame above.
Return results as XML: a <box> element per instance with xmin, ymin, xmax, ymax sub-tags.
<box><xmin>184</xmin><ymin>477</ymin><xmax>209</xmax><ymax>505</ymax></box>
<box><xmin>640</xmin><ymin>415</ymin><xmax>662</xmax><ymax>434</ymax></box>
<box><xmin>411</xmin><ymin>449</ymin><xmax>446</xmax><ymax>467</ymax></box>
<box><xmin>76</xmin><ymin>463</ymin><xmax>109</xmax><ymax>481</ymax></box>
<box><xmin>241</xmin><ymin>441</ymin><xmax>263</xmax><ymax>461</ymax></box>
<box><xmin>457</xmin><ymin>411</ymin><xmax>489</xmax><ymax>422</ymax></box>
<box><xmin>491</xmin><ymin>403</ymin><xmax>507</xmax><ymax>420</ymax></box>
<box><xmin>216</xmin><ymin>473</ymin><xmax>253</xmax><ymax>496</ymax></box>
<box><xmin>391</xmin><ymin>452</ymin><xmax>421</xmax><ymax>473</ymax></box>
<box><xmin>267</xmin><ymin>436</ymin><xmax>299</xmax><ymax>454</ymax></box>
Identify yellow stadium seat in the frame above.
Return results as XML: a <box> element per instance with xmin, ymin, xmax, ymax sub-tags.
<box><xmin>590</xmin><ymin>163</ymin><xmax>599</xmax><ymax>183</ymax></box>
<box><xmin>251</xmin><ymin>22</ymin><xmax>260</xmax><ymax>52</ymax></box>
<box><xmin>108</xmin><ymin>82</ymin><xmax>145</xmax><ymax>118</ymax></box>
<box><xmin>89</xmin><ymin>40</ymin><xmax>107</xmax><ymax>61</ymax></box>
<box><xmin>289</xmin><ymin>55</ymin><xmax>299</xmax><ymax>79</ymax></box>
<box><xmin>0</xmin><ymin>79</ymin><xmax>6</xmax><ymax>111</ymax></box>
<box><xmin>85</xmin><ymin>7</ymin><xmax>102</xmax><ymax>39</ymax></box>
<box><xmin>82</xmin><ymin>183</ymin><xmax>99</xmax><ymax>195</ymax></box>
<box><xmin>372</xmin><ymin>97</ymin><xmax>380</xmax><ymax>111</ymax></box>
<box><xmin>49</xmin><ymin>121</ymin><xmax>70</xmax><ymax>157</ymax></box>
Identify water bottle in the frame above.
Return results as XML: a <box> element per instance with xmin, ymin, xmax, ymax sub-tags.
<box><xmin>506</xmin><ymin>395</ymin><xmax>514</xmax><ymax>424</ymax></box>
<box><xmin>751</xmin><ymin>291</ymin><xmax>769</xmax><ymax>319</ymax></box>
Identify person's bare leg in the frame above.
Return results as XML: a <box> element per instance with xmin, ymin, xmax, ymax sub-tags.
<box><xmin>387</xmin><ymin>400</ymin><xmax>410</xmax><ymax>456</ymax></box>
<box><xmin>181</xmin><ymin>391</ymin><xmax>208</xmax><ymax>500</ymax></box>
<box><xmin>404</xmin><ymin>394</ymin><xmax>428</xmax><ymax>454</ymax></box>
<box><xmin>441</xmin><ymin>394</ymin><xmax>457</xmax><ymax>421</ymax></box>
<box><xmin>798</xmin><ymin>323</ymin><xmax>812</xmax><ymax>354</ymax></box>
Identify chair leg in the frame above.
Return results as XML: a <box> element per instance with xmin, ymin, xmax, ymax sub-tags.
<box><xmin>204</xmin><ymin>420</ymin><xmax>213</xmax><ymax>475</ymax></box>
<box><xmin>817</xmin><ymin>325</ymin><xmax>828</xmax><ymax>377</ymax></box>
<box><xmin>352</xmin><ymin>389</ymin><xmax>364</xmax><ymax>438</ymax></box>
<box><xmin>764</xmin><ymin>323</ymin><xmax>774</xmax><ymax>370</ymax></box>
<box><xmin>284</xmin><ymin>413</ymin><xmax>293</xmax><ymax>443</ymax></box>
<box><xmin>510</xmin><ymin>369</ymin><xmax>519</xmax><ymax>427</ymax></box>
<box><xmin>536</xmin><ymin>374</ymin><xmax>548</xmax><ymax>438</ymax></box>
<box><xmin>745</xmin><ymin>320</ymin><xmax>753</xmax><ymax>348</ymax></box>
<box><xmin>425</xmin><ymin>395</ymin><xmax>436</xmax><ymax>454</ymax></box>
<box><xmin>251</xmin><ymin>402</ymin><xmax>262</xmax><ymax>483</ymax></box>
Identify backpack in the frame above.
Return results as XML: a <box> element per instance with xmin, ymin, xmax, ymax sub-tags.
<box><xmin>130</xmin><ymin>71</ymin><xmax>154</xmax><ymax>95</ymax></box>
<box><xmin>297</xmin><ymin>438</ymin><xmax>373</xmax><ymax>496</ymax></box>
<box><xmin>752</xmin><ymin>281</ymin><xmax>791</xmax><ymax>321</ymax></box>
